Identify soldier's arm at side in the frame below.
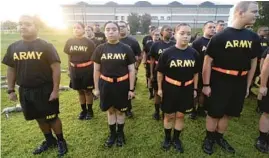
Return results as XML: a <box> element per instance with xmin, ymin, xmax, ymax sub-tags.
<box><xmin>150</xmin><ymin>57</ymin><xmax>155</xmax><ymax>79</ymax></box>
<box><xmin>202</xmin><ymin>55</ymin><xmax>213</xmax><ymax>85</ymax></box>
<box><xmin>93</xmin><ymin>63</ymin><xmax>101</xmax><ymax>91</ymax></box>
<box><xmin>50</xmin><ymin>62</ymin><xmax>61</xmax><ymax>92</ymax></box>
<box><xmin>7</xmin><ymin>66</ymin><xmax>16</xmax><ymax>90</ymax></box>
<box><xmin>194</xmin><ymin>73</ymin><xmax>198</xmax><ymax>89</ymax></box>
<box><xmin>157</xmin><ymin>72</ymin><xmax>163</xmax><ymax>91</ymax></box>
<box><xmin>260</xmin><ymin>55</ymin><xmax>269</xmax><ymax>88</ymax></box>
<box><xmin>247</xmin><ymin>58</ymin><xmax>257</xmax><ymax>90</ymax></box>
<box><xmin>128</xmin><ymin>64</ymin><xmax>136</xmax><ymax>90</ymax></box>
<box><xmin>260</xmin><ymin>58</ymin><xmax>264</xmax><ymax>72</ymax></box>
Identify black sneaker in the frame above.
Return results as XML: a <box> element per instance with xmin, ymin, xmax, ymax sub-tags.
<box><xmin>202</xmin><ymin>137</ymin><xmax>214</xmax><ymax>155</ymax></box>
<box><xmin>57</xmin><ymin>140</ymin><xmax>68</xmax><ymax>157</ymax></box>
<box><xmin>197</xmin><ymin>107</ymin><xmax>206</xmax><ymax>117</ymax></box>
<box><xmin>216</xmin><ymin>137</ymin><xmax>235</xmax><ymax>153</ymax></box>
<box><xmin>125</xmin><ymin>110</ymin><xmax>133</xmax><ymax>118</ymax></box>
<box><xmin>173</xmin><ymin>139</ymin><xmax>184</xmax><ymax>153</ymax></box>
<box><xmin>78</xmin><ymin>111</ymin><xmax>86</xmax><ymax>120</ymax></box>
<box><xmin>104</xmin><ymin>134</ymin><xmax>117</xmax><ymax>148</ymax></box>
<box><xmin>189</xmin><ymin>111</ymin><xmax>197</xmax><ymax>120</ymax></box>
<box><xmin>85</xmin><ymin>110</ymin><xmax>94</xmax><ymax>120</ymax></box>
<box><xmin>33</xmin><ymin>139</ymin><xmax>57</xmax><ymax>155</ymax></box>
<box><xmin>152</xmin><ymin>112</ymin><xmax>160</xmax><ymax>120</ymax></box>
<box><xmin>162</xmin><ymin>138</ymin><xmax>171</xmax><ymax>151</ymax></box>
<box><xmin>255</xmin><ymin>138</ymin><xmax>269</xmax><ymax>153</ymax></box>
<box><xmin>116</xmin><ymin>132</ymin><xmax>126</xmax><ymax>147</ymax></box>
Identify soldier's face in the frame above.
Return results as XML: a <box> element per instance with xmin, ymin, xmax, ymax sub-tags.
<box><xmin>118</xmin><ymin>22</ymin><xmax>128</xmax><ymax>36</ymax></box>
<box><xmin>85</xmin><ymin>27</ymin><xmax>94</xmax><ymax>37</ymax></box>
<box><xmin>18</xmin><ymin>16</ymin><xmax>38</xmax><ymax>39</ymax></box>
<box><xmin>73</xmin><ymin>24</ymin><xmax>85</xmax><ymax>37</ymax></box>
<box><xmin>152</xmin><ymin>31</ymin><xmax>160</xmax><ymax>41</ymax></box>
<box><xmin>259</xmin><ymin>27</ymin><xmax>269</xmax><ymax>36</ymax></box>
<box><xmin>204</xmin><ymin>23</ymin><xmax>216</xmax><ymax>37</ymax></box>
<box><xmin>216</xmin><ymin>22</ymin><xmax>225</xmax><ymax>32</ymax></box>
<box><xmin>94</xmin><ymin>24</ymin><xmax>100</xmax><ymax>32</ymax></box>
<box><xmin>175</xmin><ymin>26</ymin><xmax>191</xmax><ymax>45</ymax></box>
<box><xmin>243</xmin><ymin>3</ymin><xmax>259</xmax><ymax>25</ymax></box>
<box><xmin>105</xmin><ymin>23</ymin><xmax>119</xmax><ymax>41</ymax></box>
<box><xmin>162</xmin><ymin>27</ymin><xmax>172</xmax><ymax>39</ymax></box>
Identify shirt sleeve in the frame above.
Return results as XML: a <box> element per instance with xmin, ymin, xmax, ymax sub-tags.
<box><xmin>193</xmin><ymin>50</ymin><xmax>201</xmax><ymax>73</ymax></box>
<box><xmin>63</xmin><ymin>39</ymin><xmax>70</xmax><ymax>54</ymax></box>
<box><xmin>156</xmin><ymin>51</ymin><xmax>166</xmax><ymax>73</ymax></box>
<box><xmin>91</xmin><ymin>44</ymin><xmax>103</xmax><ymax>64</ymax></box>
<box><xmin>2</xmin><ymin>44</ymin><xmax>15</xmax><ymax>67</ymax></box>
<box><xmin>132</xmin><ymin>40</ymin><xmax>142</xmax><ymax>56</ymax></box>
<box><xmin>205</xmin><ymin>36</ymin><xmax>217</xmax><ymax>59</ymax></box>
<box><xmin>87</xmin><ymin>39</ymin><xmax>96</xmax><ymax>57</ymax></box>
<box><xmin>149</xmin><ymin>42</ymin><xmax>157</xmax><ymax>59</ymax></box>
<box><xmin>46</xmin><ymin>43</ymin><xmax>61</xmax><ymax>64</ymax></box>
<box><xmin>192</xmin><ymin>40</ymin><xmax>200</xmax><ymax>53</ymax></box>
<box><xmin>142</xmin><ymin>36</ymin><xmax>147</xmax><ymax>49</ymax></box>
<box><xmin>251</xmin><ymin>35</ymin><xmax>262</xmax><ymax>59</ymax></box>
<box><xmin>262</xmin><ymin>47</ymin><xmax>269</xmax><ymax>59</ymax></box>
<box><xmin>125</xmin><ymin>46</ymin><xmax>136</xmax><ymax>65</ymax></box>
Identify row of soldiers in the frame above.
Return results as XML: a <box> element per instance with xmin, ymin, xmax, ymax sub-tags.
<box><xmin>2</xmin><ymin>1</ymin><xmax>269</xmax><ymax>156</ymax></box>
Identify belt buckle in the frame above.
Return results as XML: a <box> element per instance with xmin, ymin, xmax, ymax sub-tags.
<box><xmin>226</xmin><ymin>70</ymin><xmax>230</xmax><ymax>74</ymax></box>
<box><xmin>113</xmin><ymin>78</ymin><xmax>117</xmax><ymax>83</ymax></box>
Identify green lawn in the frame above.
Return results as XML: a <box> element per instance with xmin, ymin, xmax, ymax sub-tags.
<box><xmin>1</xmin><ymin>33</ymin><xmax>267</xmax><ymax>158</ymax></box>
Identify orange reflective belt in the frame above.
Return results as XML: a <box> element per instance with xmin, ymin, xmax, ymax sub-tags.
<box><xmin>212</xmin><ymin>67</ymin><xmax>248</xmax><ymax>76</ymax></box>
<box><xmin>165</xmin><ymin>76</ymin><xmax>194</xmax><ymax>87</ymax></box>
<box><xmin>100</xmin><ymin>74</ymin><xmax>129</xmax><ymax>83</ymax></box>
<box><xmin>70</xmin><ymin>61</ymin><xmax>93</xmax><ymax>68</ymax></box>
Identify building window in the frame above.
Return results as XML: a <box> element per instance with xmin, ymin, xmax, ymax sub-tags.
<box><xmin>152</xmin><ymin>16</ymin><xmax>158</xmax><ymax>20</ymax></box>
<box><xmin>167</xmin><ymin>16</ymin><xmax>171</xmax><ymax>20</ymax></box>
<box><xmin>115</xmin><ymin>16</ymin><xmax>119</xmax><ymax>20</ymax></box>
<box><xmin>121</xmin><ymin>16</ymin><xmax>124</xmax><ymax>20</ymax></box>
<box><xmin>160</xmin><ymin>16</ymin><xmax>164</xmax><ymax>20</ymax></box>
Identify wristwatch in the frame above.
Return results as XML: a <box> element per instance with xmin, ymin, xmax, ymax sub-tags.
<box><xmin>7</xmin><ymin>89</ymin><xmax>15</xmax><ymax>94</ymax></box>
<box><xmin>129</xmin><ymin>89</ymin><xmax>135</xmax><ymax>92</ymax></box>
<box><xmin>203</xmin><ymin>84</ymin><xmax>210</xmax><ymax>87</ymax></box>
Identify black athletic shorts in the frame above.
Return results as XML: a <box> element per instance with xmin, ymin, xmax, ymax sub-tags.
<box><xmin>19</xmin><ymin>84</ymin><xmax>59</xmax><ymax>120</ymax></box>
<box><xmin>260</xmin><ymin>89</ymin><xmax>269</xmax><ymax>113</ymax></box>
<box><xmin>207</xmin><ymin>71</ymin><xmax>247</xmax><ymax>118</ymax></box>
<box><xmin>99</xmin><ymin>78</ymin><xmax>129</xmax><ymax>112</ymax></box>
<box><xmin>161</xmin><ymin>80</ymin><xmax>194</xmax><ymax>114</ymax></box>
<box><xmin>69</xmin><ymin>64</ymin><xmax>94</xmax><ymax>90</ymax></box>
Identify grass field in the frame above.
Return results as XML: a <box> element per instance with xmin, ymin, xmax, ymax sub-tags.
<box><xmin>1</xmin><ymin>33</ymin><xmax>268</xmax><ymax>158</ymax></box>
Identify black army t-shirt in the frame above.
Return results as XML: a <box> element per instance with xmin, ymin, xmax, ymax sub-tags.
<box><xmin>64</xmin><ymin>37</ymin><xmax>95</xmax><ymax>64</ymax></box>
<box><xmin>260</xmin><ymin>37</ymin><xmax>269</xmax><ymax>59</ymax></box>
<box><xmin>91</xmin><ymin>42</ymin><xmax>136</xmax><ymax>77</ymax></box>
<box><xmin>262</xmin><ymin>47</ymin><xmax>269</xmax><ymax>59</ymax></box>
<box><xmin>157</xmin><ymin>46</ymin><xmax>200</xmax><ymax>81</ymax></box>
<box><xmin>87</xmin><ymin>37</ymin><xmax>101</xmax><ymax>47</ymax></box>
<box><xmin>192</xmin><ymin>36</ymin><xmax>210</xmax><ymax>71</ymax></box>
<box><xmin>149</xmin><ymin>40</ymin><xmax>176</xmax><ymax>61</ymax></box>
<box><xmin>120</xmin><ymin>36</ymin><xmax>141</xmax><ymax>56</ymax></box>
<box><xmin>94</xmin><ymin>32</ymin><xmax>106</xmax><ymax>44</ymax></box>
<box><xmin>206</xmin><ymin>27</ymin><xmax>262</xmax><ymax>71</ymax></box>
<box><xmin>144</xmin><ymin>41</ymin><xmax>154</xmax><ymax>61</ymax></box>
<box><xmin>2</xmin><ymin>38</ymin><xmax>61</xmax><ymax>88</ymax></box>
<box><xmin>142</xmin><ymin>35</ymin><xmax>152</xmax><ymax>50</ymax></box>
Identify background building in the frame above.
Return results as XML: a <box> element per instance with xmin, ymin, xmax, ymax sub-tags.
<box><xmin>61</xmin><ymin>1</ymin><xmax>232</xmax><ymax>28</ymax></box>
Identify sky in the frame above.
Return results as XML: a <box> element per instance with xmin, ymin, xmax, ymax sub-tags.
<box><xmin>0</xmin><ymin>0</ymin><xmax>239</xmax><ymax>29</ymax></box>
